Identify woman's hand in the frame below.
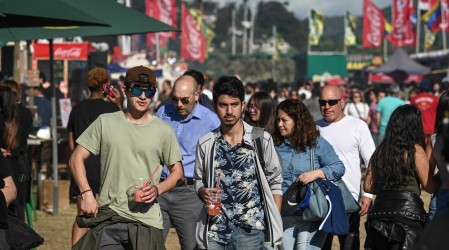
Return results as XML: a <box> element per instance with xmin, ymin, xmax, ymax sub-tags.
<box><xmin>296</xmin><ymin>169</ymin><xmax>325</xmax><ymax>185</ymax></box>
<box><xmin>1</xmin><ymin>148</ymin><xmax>11</xmax><ymax>157</ymax></box>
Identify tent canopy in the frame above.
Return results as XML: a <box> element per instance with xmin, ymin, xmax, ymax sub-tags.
<box><xmin>371</xmin><ymin>47</ymin><xmax>430</xmax><ymax>75</ymax></box>
<box><xmin>0</xmin><ymin>0</ymin><xmax>107</xmax><ymax>28</ymax></box>
<box><xmin>0</xmin><ymin>0</ymin><xmax>178</xmax><ymax>42</ymax></box>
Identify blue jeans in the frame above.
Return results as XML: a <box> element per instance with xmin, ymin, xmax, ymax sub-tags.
<box><xmin>281</xmin><ymin>215</ymin><xmax>327</xmax><ymax>250</ymax></box>
<box><xmin>428</xmin><ymin>188</ymin><xmax>449</xmax><ymax>220</ymax></box>
<box><xmin>208</xmin><ymin>228</ymin><xmax>265</xmax><ymax>250</ymax></box>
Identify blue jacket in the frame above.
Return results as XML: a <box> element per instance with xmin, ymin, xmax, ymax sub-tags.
<box><xmin>276</xmin><ymin>136</ymin><xmax>345</xmax><ymax>193</ymax></box>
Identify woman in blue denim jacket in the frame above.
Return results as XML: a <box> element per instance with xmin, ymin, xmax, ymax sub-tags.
<box><xmin>273</xmin><ymin>99</ymin><xmax>345</xmax><ymax>250</ymax></box>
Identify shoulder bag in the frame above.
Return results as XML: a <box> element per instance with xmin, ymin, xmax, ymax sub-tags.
<box><xmin>302</xmin><ymin>148</ymin><xmax>360</xmax><ymax>222</ymax></box>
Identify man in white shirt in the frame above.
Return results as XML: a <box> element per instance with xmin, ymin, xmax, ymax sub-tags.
<box><xmin>316</xmin><ymin>85</ymin><xmax>376</xmax><ymax>250</ymax></box>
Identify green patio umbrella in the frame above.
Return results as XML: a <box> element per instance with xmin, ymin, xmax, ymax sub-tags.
<box><xmin>0</xmin><ymin>0</ymin><xmax>108</xmax><ymax>28</ymax></box>
<box><xmin>0</xmin><ymin>0</ymin><xmax>178</xmax><ymax>41</ymax></box>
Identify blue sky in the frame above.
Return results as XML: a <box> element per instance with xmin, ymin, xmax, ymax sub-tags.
<box><xmin>215</xmin><ymin>0</ymin><xmax>391</xmax><ymax>19</ymax></box>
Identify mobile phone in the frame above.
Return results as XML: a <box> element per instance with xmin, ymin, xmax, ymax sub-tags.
<box><xmin>103</xmin><ymin>83</ymin><xmax>114</xmax><ymax>97</ymax></box>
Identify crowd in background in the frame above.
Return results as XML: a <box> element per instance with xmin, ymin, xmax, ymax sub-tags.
<box><xmin>1</xmin><ymin>68</ymin><xmax>449</xmax><ymax>249</ymax></box>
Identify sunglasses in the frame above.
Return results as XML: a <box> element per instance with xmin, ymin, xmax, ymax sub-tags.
<box><xmin>129</xmin><ymin>86</ymin><xmax>156</xmax><ymax>98</ymax></box>
<box><xmin>171</xmin><ymin>96</ymin><xmax>191</xmax><ymax>105</ymax></box>
<box><xmin>318</xmin><ymin>99</ymin><xmax>341</xmax><ymax>106</ymax></box>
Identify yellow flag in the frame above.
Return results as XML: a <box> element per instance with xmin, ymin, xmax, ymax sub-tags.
<box><xmin>309</xmin><ymin>9</ymin><xmax>324</xmax><ymax>45</ymax></box>
<box><xmin>425</xmin><ymin>28</ymin><xmax>436</xmax><ymax>49</ymax></box>
<box><xmin>345</xmin><ymin>11</ymin><xmax>357</xmax><ymax>46</ymax></box>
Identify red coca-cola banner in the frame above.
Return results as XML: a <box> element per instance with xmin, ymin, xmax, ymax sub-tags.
<box><xmin>33</xmin><ymin>43</ymin><xmax>90</xmax><ymax>60</ymax></box>
<box><xmin>441</xmin><ymin>0</ymin><xmax>449</xmax><ymax>31</ymax></box>
<box><xmin>362</xmin><ymin>0</ymin><xmax>384</xmax><ymax>48</ymax></box>
<box><xmin>368</xmin><ymin>72</ymin><xmax>423</xmax><ymax>84</ymax></box>
<box><xmin>180</xmin><ymin>3</ymin><xmax>206</xmax><ymax>62</ymax></box>
<box><xmin>146</xmin><ymin>0</ymin><xmax>177</xmax><ymax>48</ymax></box>
<box><xmin>390</xmin><ymin>0</ymin><xmax>415</xmax><ymax>46</ymax></box>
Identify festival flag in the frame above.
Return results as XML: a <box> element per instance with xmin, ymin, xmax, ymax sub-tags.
<box><xmin>309</xmin><ymin>9</ymin><xmax>324</xmax><ymax>46</ymax></box>
<box><xmin>273</xmin><ymin>34</ymin><xmax>282</xmax><ymax>60</ymax></box>
<box><xmin>422</xmin><ymin>1</ymin><xmax>442</xmax><ymax>31</ymax></box>
<box><xmin>391</xmin><ymin>0</ymin><xmax>416</xmax><ymax>46</ymax></box>
<box><xmin>362</xmin><ymin>0</ymin><xmax>384</xmax><ymax>48</ymax></box>
<box><xmin>146</xmin><ymin>0</ymin><xmax>177</xmax><ymax>48</ymax></box>
<box><xmin>424</xmin><ymin>28</ymin><xmax>436</xmax><ymax>49</ymax></box>
<box><xmin>405</xmin><ymin>0</ymin><xmax>417</xmax><ymax>46</ymax></box>
<box><xmin>180</xmin><ymin>3</ymin><xmax>206</xmax><ymax>62</ymax></box>
<box><xmin>345</xmin><ymin>11</ymin><xmax>357</xmax><ymax>46</ymax></box>
<box><xmin>384</xmin><ymin>19</ymin><xmax>393</xmax><ymax>36</ymax></box>
<box><xmin>419</xmin><ymin>0</ymin><xmax>439</xmax><ymax>11</ymax></box>
<box><xmin>188</xmin><ymin>7</ymin><xmax>215</xmax><ymax>58</ymax></box>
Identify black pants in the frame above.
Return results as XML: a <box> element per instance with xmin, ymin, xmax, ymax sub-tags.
<box><xmin>322</xmin><ymin>212</ymin><xmax>360</xmax><ymax>250</ymax></box>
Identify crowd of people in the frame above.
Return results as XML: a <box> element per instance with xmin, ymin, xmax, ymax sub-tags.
<box><xmin>1</xmin><ymin>65</ymin><xmax>449</xmax><ymax>250</ymax></box>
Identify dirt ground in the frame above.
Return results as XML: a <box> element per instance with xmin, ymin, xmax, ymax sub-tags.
<box><xmin>33</xmin><ymin>192</ymin><xmax>432</xmax><ymax>250</ymax></box>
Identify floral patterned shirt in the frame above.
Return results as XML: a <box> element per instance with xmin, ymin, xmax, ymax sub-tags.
<box><xmin>208</xmin><ymin>136</ymin><xmax>265</xmax><ymax>244</ymax></box>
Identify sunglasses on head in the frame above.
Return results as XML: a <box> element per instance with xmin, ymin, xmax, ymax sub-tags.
<box><xmin>129</xmin><ymin>86</ymin><xmax>156</xmax><ymax>98</ymax></box>
<box><xmin>171</xmin><ymin>96</ymin><xmax>191</xmax><ymax>105</ymax></box>
<box><xmin>318</xmin><ymin>99</ymin><xmax>341</xmax><ymax>106</ymax></box>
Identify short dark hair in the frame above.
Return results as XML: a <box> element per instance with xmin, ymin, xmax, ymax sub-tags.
<box><xmin>213</xmin><ymin>76</ymin><xmax>244</xmax><ymax>103</ymax></box>
<box><xmin>183</xmin><ymin>69</ymin><xmax>204</xmax><ymax>87</ymax></box>
<box><xmin>163</xmin><ymin>80</ymin><xmax>172</xmax><ymax>88</ymax></box>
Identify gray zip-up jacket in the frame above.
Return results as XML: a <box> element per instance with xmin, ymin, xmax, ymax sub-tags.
<box><xmin>193</xmin><ymin>121</ymin><xmax>283</xmax><ymax>249</ymax></box>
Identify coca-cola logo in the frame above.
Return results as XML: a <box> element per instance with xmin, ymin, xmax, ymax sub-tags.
<box><xmin>157</xmin><ymin>0</ymin><xmax>174</xmax><ymax>26</ymax></box>
<box><xmin>186</xmin><ymin>15</ymin><xmax>202</xmax><ymax>59</ymax></box>
<box><xmin>367</xmin><ymin>6</ymin><xmax>382</xmax><ymax>47</ymax></box>
<box><xmin>393</xmin><ymin>0</ymin><xmax>407</xmax><ymax>39</ymax></box>
<box><xmin>54</xmin><ymin>47</ymin><xmax>82</xmax><ymax>58</ymax></box>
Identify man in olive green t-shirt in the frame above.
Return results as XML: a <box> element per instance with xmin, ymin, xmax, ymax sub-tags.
<box><xmin>69</xmin><ymin>66</ymin><xmax>183</xmax><ymax>249</ymax></box>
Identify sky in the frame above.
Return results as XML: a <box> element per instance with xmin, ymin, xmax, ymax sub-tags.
<box><xmin>215</xmin><ymin>0</ymin><xmax>391</xmax><ymax>19</ymax></box>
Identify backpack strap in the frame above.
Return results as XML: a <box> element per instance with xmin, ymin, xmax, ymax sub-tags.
<box><xmin>251</xmin><ymin>127</ymin><xmax>266</xmax><ymax>171</ymax></box>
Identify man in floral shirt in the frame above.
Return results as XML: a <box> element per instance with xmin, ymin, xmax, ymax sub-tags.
<box><xmin>194</xmin><ymin>76</ymin><xmax>283</xmax><ymax>249</ymax></box>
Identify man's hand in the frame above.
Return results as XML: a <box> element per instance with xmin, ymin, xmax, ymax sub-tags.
<box><xmin>199</xmin><ymin>187</ymin><xmax>218</xmax><ymax>205</ymax></box>
<box><xmin>107</xmin><ymin>87</ymin><xmax>122</xmax><ymax>109</ymax></box>
<box><xmin>141</xmin><ymin>184</ymin><xmax>159</xmax><ymax>204</ymax></box>
<box><xmin>80</xmin><ymin>191</ymin><xmax>98</xmax><ymax>217</ymax></box>
<box><xmin>358</xmin><ymin>196</ymin><xmax>373</xmax><ymax>216</ymax></box>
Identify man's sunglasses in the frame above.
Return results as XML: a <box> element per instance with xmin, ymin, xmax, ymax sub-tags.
<box><xmin>318</xmin><ymin>99</ymin><xmax>341</xmax><ymax>106</ymax></box>
<box><xmin>129</xmin><ymin>86</ymin><xmax>156</xmax><ymax>98</ymax></box>
<box><xmin>171</xmin><ymin>96</ymin><xmax>191</xmax><ymax>105</ymax></box>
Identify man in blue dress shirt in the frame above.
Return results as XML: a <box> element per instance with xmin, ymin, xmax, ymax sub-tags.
<box><xmin>157</xmin><ymin>73</ymin><xmax>220</xmax><ymax>249</ymax></box>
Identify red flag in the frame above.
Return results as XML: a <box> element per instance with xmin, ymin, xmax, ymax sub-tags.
<box><xmin>390</xmin><ymin>0</ymin><xmax>416</xmax><ymax>46</ymax></box>
<box><xmin>441</xmin><ymin>0</ymin><xmax>449</xmax><ymax>31</ymax></box>
<box><xmin>146</xmin><ymin>0</ymin><xmax>177</xmax><ymax>48</ymax></box>
<box><xmin>362</xmin><ymin>0</ymin><xmax>384</xmax><ymax>48</ymax></box>
<box><xmin>181</xmin><ymin>3</ymin><xmax>206</xmax><ymax>62</ymax></box>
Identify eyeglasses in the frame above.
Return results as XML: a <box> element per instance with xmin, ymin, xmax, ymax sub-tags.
<box><xmin>171</xmin><ymin>96</ymin><xmax>191</xmax><ymax>105</ymax></box>
<box><xmin>247</xmin><ymin>104</ymin><xmax>259</xmax><ymax>111</ymax></box>
<box><xmin>353</xmin><ymin>95</ymin><xmax>361</xmax><ymax>99</ymax></box>
<box><xmin>318</xmin><ymin>99</ymin><xmax>341</xmax><ymax>106</ymax></box>
<box><xmin>129</xmin><ymin>86</ymin><xmax>156</xmax><ymax>98</ymax></box>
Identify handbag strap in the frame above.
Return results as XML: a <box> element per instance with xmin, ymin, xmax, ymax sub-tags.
<box><xmin>310</xmin><ymin>147</ymin><xmax>315</xmax><ymax>171</ymax></box>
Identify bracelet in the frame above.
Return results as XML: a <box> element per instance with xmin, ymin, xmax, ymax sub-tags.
<box><xmin>153</xmin><ymin>185</ymin><xmax>159</xmax><ymax>197</ymax></box>
<box><xmin>79</xmin><ymin>189</ymin><xmax>93</xmax><ymax>197</ymax></box>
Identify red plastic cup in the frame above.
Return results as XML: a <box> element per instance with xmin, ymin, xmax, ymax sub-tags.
<box><xmin>206</xmin><ymin>189</ymin><xmax>223</xmax><ymax>216</ymax></box>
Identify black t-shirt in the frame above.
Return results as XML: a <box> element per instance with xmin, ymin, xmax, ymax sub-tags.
<box><xmin>0</xmin><ymin>154</ymin><xmax>11</xmax><ymax>181</ymax></box>
<box><xmin>67</xmin><ymin>99</ymin><xmax>120</xmax><ymax>142</ymax></box>
<box><xmin>67</xmin><ymin>99</ymin><xmax>119</xmax><ymax>197</ymax></box>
